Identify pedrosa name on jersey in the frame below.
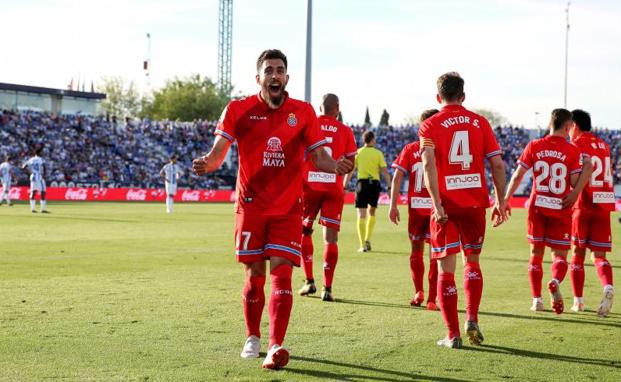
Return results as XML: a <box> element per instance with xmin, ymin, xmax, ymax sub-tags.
<box><xmin>445</xmin><ymin>173</ymin><xmax>482</xmax><ymax>190</ymax></box>
<box><xmin>535</xmin><ymin>150</ymin><xmax>567</xmax><ymax>162</ymax></box>
<box><xmin>441</xmin><ymin>116</ymin><xmax>480</xmax><ymax>129</ymax></box>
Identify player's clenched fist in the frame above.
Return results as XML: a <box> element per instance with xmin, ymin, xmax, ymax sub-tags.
<box><xmin>335</xmin><ymin>157</ymin><xmax>354</xmax><ymax>175</ymax></box>
<box><xmin>192</xmin><ymin>156</ymin><xmax>208</xmax><ymax>176</ymax></box>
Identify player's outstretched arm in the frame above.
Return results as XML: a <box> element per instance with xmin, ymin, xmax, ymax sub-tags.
<box><xmin>421</xmin><ymin>148</ymin><xmax>447</xmax><ymax>224</ymax></box>
<box><xmin>388</xmin><ymin>170</ymin><xmax>404</xmax><ymax>225</ymax></box>
<box><xmin>310</xmin><ymin>147</ymin><xmax>353</xmax><ymax>175</ymax></box>
<box><xmin>192</xmin><ymin>136</ymin><xmax>231</xmax><ymax>176</ymax></box>
<box><xmin>562</xmin><ymin>156</ymin><xmax>593</xmax><ymax>208</ymax></box>
<box><xmin>488</xmin><ymin>155</ymin><xmax>508</xmax><ymax>227</ymax></box>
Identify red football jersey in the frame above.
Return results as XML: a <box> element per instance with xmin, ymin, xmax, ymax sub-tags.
<box><xmin>418</xmin><ymin>105</ymin><xmax>501</xmax><ymax>213</ymax></box>
<box><xmin>392</xmin><ymin>141</ymin><xmax>431</xmax><ymax>215</ymax></box>
<box><xmin>303</xmin><ymin>115</ymin><xmax>357</xmax><ymax>193</ymax></box>
<box><xmin>572</xmin><ymin>132</ymin><xmax>615</xmax><ymax>212</ymax></box>
<box><xmin>215</xmin><ymin>92</ymin><xmax>327</xmax><ymax>215</ymax></box>
<box><xmin>518</xmin><ymin>135</ymin><xmax>583</xmax><ymax>217</ymax></box>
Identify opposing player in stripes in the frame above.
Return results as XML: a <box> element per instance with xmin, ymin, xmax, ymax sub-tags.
<box><xmin>22</xmin><ymin>149</ymin><xmax>49</xmax><ymax>213</ymax></box>
<box><xmin>160</xmin><ymin>156</ymin><xmax>183</xmax><ymax>213</ymax></box>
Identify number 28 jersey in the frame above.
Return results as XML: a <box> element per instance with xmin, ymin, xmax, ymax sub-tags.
<box><xmin>518</xmin><ymin>135</ymin><xmax>582</xmax><ymax>217</ymax></box>
<box><xmin>419</xmin><ymin>105</ymin><xmax>502</xmax><ymax>213</ymax></box>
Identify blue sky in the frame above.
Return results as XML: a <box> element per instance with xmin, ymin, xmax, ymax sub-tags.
<box><xmin>1</xmin><ymin>0</ymin><xmax>620</xmax><ymax>127</ymax></box>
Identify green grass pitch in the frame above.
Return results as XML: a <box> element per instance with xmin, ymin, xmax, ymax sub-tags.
<box><xmin>0</xmin><ymin>202</ymin><xmax>620</xmax><ymax>381</ymax></box>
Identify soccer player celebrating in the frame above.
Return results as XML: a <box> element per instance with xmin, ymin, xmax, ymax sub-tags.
<box><xmin>160</xmin><ymin>155</ymin><xmax>183</xmax><ymax>213</ymax></box>
<box><xmin>0</xmin><ymin>155</ymin><xmax>14</xmax><ymax>206</ymax></box>
<box><xmin>389</xmin><ymin>109</ymin><xmax>439</xmax><ymax>310</ymax></box>
<box><xmin>344</xmin><ymin>131</ymin><xmax>392</xmax><ymax>252</ymax></box>
<box><xmin>22</xmin><ymin>148</ymin><xmax>49</xmax><ymax>213</ymax></box>
<box><xmin>568</xmin><ymin>109</ymin><xmax>615</xmax><ymax>316</ymax></box>
<box><xmin>419</xmin><ymin>72</ymin><xmax>507</xmax><ymax>348</ymax></box>
<box><xmin>504</xmin><ymin>109</ymin><xmax>591</xmax><ymax>315</ymax></box>
<box><xmin>298</xmin><ymin>93</ymin><xmax>357</xmax><ymax>302</ymax></box>
<box><xmin>192</xmin><ymin>49</ymin><xmax>353</xmax><ymax>369</ymax></box>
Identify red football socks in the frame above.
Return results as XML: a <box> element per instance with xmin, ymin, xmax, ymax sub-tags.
<box><xmin>551</xmin><ymin>255</ymin><xmax>568</xmax><ymax>283</ymax></box>
<box><xmin>528</xmin><ymin>256</ymin><xmax>543</xmax><ymax>298</ymax></box>
<box><xmin>242</xmin><ymin>275</ymin><xmax>266</xmax><ymax>338</ymax></box>
<box><xmin>268</xmin><ymin>264</ymin><xmax>293</xmax><ymax>347</ymax></box>
<box><xmin>428</xmin><ymin>258</ymin><xmax>438</xmax><ymax>303</ymax></box>
<box><xmin>301</xmin><ymin>234</ymin><xmax>314</xmax><ymax>280</ymax></box>
<box><xmin>463</xmin><ymin>262</ymin><xmax>483</xmax><ymax>323</ymax></box>
<box><xmin>570</xmin><ymin>255</ymin><xmax>585</xmax><ymax>298</ymax></box>
<box><xmin>323</xmin><ymin>243</ymin><xmax>338</xmax><ymax>288</ymax></box>
<box><xmin>438</xmin><ymin>272</ymin><xmax>460</xmax><ymax>339</ymax></box>
<box><xmin>594</xmin><ymin>257</ymin><xmax>614</xmax><ymax>287</ymax></box>
<box><xmin>409</xmin><ymin>249</ymin><xmax>425</xmax><ymax>293</ymax></box>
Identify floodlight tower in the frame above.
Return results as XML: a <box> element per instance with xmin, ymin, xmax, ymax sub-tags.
<box><xmin>218</xmin><ymin>0</ymin><xmax>233</xmax><ymax>97</ymax></box>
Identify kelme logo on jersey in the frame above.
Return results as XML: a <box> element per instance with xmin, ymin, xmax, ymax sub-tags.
<box><xmin>263</xmin><ymin>137</ymin><xmax>285</xmax><ymax>167</ymax></box>
<box><xmin>287</xmin><ymin>113</ymin><xmax>297</xmax><ymax>127</ymax></box>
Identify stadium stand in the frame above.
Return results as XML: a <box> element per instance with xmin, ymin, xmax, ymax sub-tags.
<box><xmin>1</xmin><ymin>110</ymin><xmax>619</xmax><ymax>194</ymax></box>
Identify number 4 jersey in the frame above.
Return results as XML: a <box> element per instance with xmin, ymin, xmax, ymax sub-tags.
<box><xmin>518</xmin><ymin>135</ymin><xmax>583</xmax><ymax>217</ymax></box>
<box><xmin>419</xmin><ymin>105</ymin><xmax>502</xmax><ymax>212</ymax></box>
<box><xmin>572</xmin><ymin>132</ymin><xmax>615</xmax><ymax>212</ymax></box>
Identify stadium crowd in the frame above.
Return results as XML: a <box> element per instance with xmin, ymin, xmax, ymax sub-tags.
<box><xmin>1</xmin><ymin>110</ymin><xmax>620</xmax><ymax>193</ymax></box>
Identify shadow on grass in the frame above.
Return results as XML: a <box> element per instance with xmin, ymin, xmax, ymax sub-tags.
<box><xmin>35</xmin><ymin>215</ymin><xmax>139</xmax><ymax>224</ymax></box>
<box><xmin>286</xmin><ymin>355</ymin><xmax>468</xmax><ymax>382</ymax></box>
<box><xmin>465</xmin><ymin>344</ymin><xmax>621</xmax><ymax>369</ymax></box>
<box><xmin>335</xmin><ymin>299</ymin><xmax>621</xmax><ymax>327</ymax></box>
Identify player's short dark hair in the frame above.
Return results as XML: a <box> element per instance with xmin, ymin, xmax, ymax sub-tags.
<box><xmin>550</xmin><ymin>108</ymin><xmax>573</xmax><ymax>131</ymax></box>
<box><xmin>362</xmin><ymin>130</ymin><xmax>375</xmax><ymax>144</ymax></box>
<box><xmin>256</xmin><ymin>49</ymin><xmax>288</xmax><ymax>72</ymax></box>
<box><xmin>571</xmin><ymin>109</ymin><xmax>592</xmax><ymax>132</ymax></box>
<box><xmin>437</xmin><ymin>72</ymin><xmax>464</xmax><ymax>102</ymax></box>
<box><xmin>420</xmin><ymin>109</ymin><xmax>439</xmax><ymax>122</ymax></box>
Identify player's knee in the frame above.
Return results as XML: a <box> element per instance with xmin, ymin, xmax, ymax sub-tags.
<box><xmin>40</xmin><ymin>191</ymin><xmax>46</xmax><ymax>200</ymax></box>
<box><xmin>324</xmin><ymin>228</ymin><xmax>338</xmax><ymax>244</ymax></box>
<box><xmin>530</xmin><ymin>246</ymin><xmax>545</xmax><ymax>257</ymax></box>
<box><xmin>592</xmin><ymin>251</ymin><xmax>607</xmax><ymax>260</ymax></box>
<box><xmin>270</xmin><ymin>263</ymin><xmax>293</xmax><ymax>280</ymax></box>
<box><xmin>551</xmin><ymin>250</ymin><xmax>568</xmax><ymax>259</ymax></box>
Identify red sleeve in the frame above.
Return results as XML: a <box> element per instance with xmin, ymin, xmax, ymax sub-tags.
<box><xmin>214</xmin><ymin>101</ymin><xmax>237</xmax><ymax>142</ymax></box>
<box><xmin>517</xmin><ymin>142</ymin><xmax>533</xmax><ymax>170</ymax></box>
<box><xmin>418</xmin><ymin>121</ymin><xmax>434</xmax><ymax>150</ymax></box>
<box><xmin>303</xmin><ymin>104</ymin><xmax>328</xmax><ymax>152</ymax></box>
<box><xmin>569</xmin><ymin>145</ymin><xmax>583</xmax><ymax>175</ymax></box>
<box><xmin>391</xmin><ymin>145</ymin><xmax>411</xmax><ymax>175</ymax></box>
<box><xmin>344</xmin><ymin>127</ymin><xmax>358</xmax><ymax>158</ymax></box>
<box><xmin>482</xmin><ymin>119</ymin><xmax>502</xmax><ymax>159</ymax></box>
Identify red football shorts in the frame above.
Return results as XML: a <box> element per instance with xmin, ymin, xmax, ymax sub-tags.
<box><xmin>408</xmin><ymin>209</ymin><xmax>431</xmax><ymax>243</ymax></box>
<box><xmin>234</xmin><ymin>213</ymin><xmax>303</xmax><ymax>266</ymax></box>
<box><xmin>572</xmin><ymin>209</ymin><xmax>612</xmax><ymax>252</ymax></box>
<box><xmin>527</xmin><ymin>208</ymin><xmax>571</xmax><ymax>250</ymax></box>
<box><xmin>302</xmin><ymin>190</ymin><xmax>345</xmax><ymax>232</ymax></box>
<box><xmin>430</xmin><ymin>207</ymin><xmax>486</xmax><ymax>259</ymax></box>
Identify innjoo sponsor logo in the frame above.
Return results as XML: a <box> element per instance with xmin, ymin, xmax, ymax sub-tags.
<box><xmin>445</xmin><ymin>173</ymin><xmax>482</xmax><ymax>190</ymax></box>
<box><xmin>126</xmin><ymin>189</ymin><xmax>147</xmax><ymax>201</ymax></box>
<box><xmin>181</xmin><ymin>190</ymin><xmax>201</xmax><ymax>201</ymax></box>
<box><xmin>64</xmin><ymin>188</ymin><xmax>88</xmax><ymax>200</ymax></box>
<box><xmin>593</xmin><ymin>192</ymin><xmax>615</xmax><ymax>204</ymax></box>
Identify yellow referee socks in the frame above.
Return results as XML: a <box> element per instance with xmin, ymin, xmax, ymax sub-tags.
<box><xmin>365</xmin><ymin>215</ymin><xmax>376</xmax><ymax>242</ymax></box>
<box><xmin>357</xmin><ymin>217</ymin><xmax>367</xmax><ymax>248</ymax></box>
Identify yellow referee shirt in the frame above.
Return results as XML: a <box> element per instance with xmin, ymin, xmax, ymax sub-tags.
<box><xmin>355</xmin><ymin>146</ymin><xmax>387</xmax><ymax>181</ymax></box>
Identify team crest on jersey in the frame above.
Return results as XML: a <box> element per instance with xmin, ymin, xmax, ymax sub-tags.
<box><xmin>287</xmin><ymin>113</ymin><xmax>297</xmax><ymax>127</ymax></box>
<box><xmin>264</xmin><ymin>137</ymin><xmax>285</xmax><ymax>167</ymax></box>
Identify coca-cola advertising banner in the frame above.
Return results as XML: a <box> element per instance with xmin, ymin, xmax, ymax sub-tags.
<box><xmin>7</xmin><ymin>187</ymin><xmax>621</xmax><ymax>210</ymax></box>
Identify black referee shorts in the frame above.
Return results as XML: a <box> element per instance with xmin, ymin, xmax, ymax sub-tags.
<box><xmin>355</xmin><ymin>178</ymin><xmax>381</xmax><ymax>208</ymax></box>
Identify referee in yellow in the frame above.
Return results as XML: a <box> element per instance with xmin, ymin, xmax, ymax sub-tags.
<box><xmin>344</xmin><ymin>131</ymin><xmax>391</xmax><ymax>252</ymax></box>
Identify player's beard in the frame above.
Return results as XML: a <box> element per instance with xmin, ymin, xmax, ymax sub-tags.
<box><xmin>262</xmin><ymin>81</ymin><xmax>286</xmax><ymax>109</ymax></box>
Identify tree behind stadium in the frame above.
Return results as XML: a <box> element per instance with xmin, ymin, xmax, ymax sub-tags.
<box><xmin>144</xmin><ymin>74</ymin><xmax>229</xmax><ymax>121</ymax></box>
